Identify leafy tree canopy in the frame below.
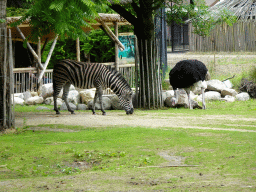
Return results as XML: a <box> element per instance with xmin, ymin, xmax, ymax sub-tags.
<box><xmin>11</xmin><ymin>0</ymin><xmax>119</xmax><ymax>42</ymax></box>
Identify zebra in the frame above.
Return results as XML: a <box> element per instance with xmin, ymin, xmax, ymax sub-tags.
<box><xmin>53</xmin><ymin>59</ymin><xmax>134</xmax><ymax>115</ymax></box>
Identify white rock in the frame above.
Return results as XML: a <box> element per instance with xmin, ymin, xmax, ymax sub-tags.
<box><xmin>165</xmin><ymin>90</ymin><xmax>175</xmax><ymax>98</ymax></box>
<box><xmin>80</xmin><ymin>89</ymin><xmax>95</xmax><ymax>104</ymax></box>
<box><xmin>223</xmin><ymin>80</ymin><xmax>233</xmax><ymax>89</ymax></box>
<box><xmin>220</xmin><ymin>95</ymin><xmax>235</xmax><ymax>102</ymax></box>
<box><xmin>50</xmin><ymin>98</ymin><xmax>63</xmax><ymax>106</ymax></box>
<box><xmin>67</xmin><ymin>90</ymin><xmax>80</xmax><ymax>105</ymax></box>
<box><xmin>44</xmin><ymin>97</ymin><xmax>54</xmax><ymax>105</ymax></box>
<box><xmin>197</xmin><ymin>91</ymin><xmax>221</xmax><ymax>101</ymax></box>
<box><xmin>14</xmin><ymin>93</ymin><xmax>24</xmax><ymax>99</ymax></box>
<box><xmin>60</xmin><ymin>102</ymin><xmax>77</xmax><ymax>111</ymax></box>
<box><xmin>236</xmin><ymin>92</ymin><xmax>250</xmax><ymax>101</ymax></box>
<box><xmin>23</xmin><ymin>91</ymin><xmax>32</xmax><ymax>101</ymax></box>
<box><xmin>25</xmin><ymin>96</ymin><xmax>44</xmax><ymax>105</ymax></box>
<box><xmin>12</xmin><ymin>97</ymin><xmax>24</xmax><ymax>105</ymax></box>
<box><xmin>77</xmin><ymin>104</ymin><xmax>87</xmax><ymax>110</ymax></box>
<box><xmin>221</xmin><ymin>88</ymin><xmax>238</xmax><ymax>97</ymax></box>
<box><xmin>87</xmin><ymin>96</ymin><xmax>112</xmax><ymax>110</ymax></box>
<box><xmin>207</xmin><ymin>80</ymin><xmax>226</xmax><ymax>92</ymax></box>
<box><xmin>111</xmin><ymin>95</ymin><xmax>122</xmax><ymax>110</ymax></box>
<box><xmin>30</xmin><ymin>91</ymin><xmax>38</xmax><ymax>97</ymax></box>
<box><xmin>40</xmin><ymin>83</ymin><xmax>53</xmax><ymax>98</ymax></box>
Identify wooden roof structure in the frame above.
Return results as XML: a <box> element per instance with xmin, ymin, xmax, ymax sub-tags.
<box><xmin>209</xmin><ymin>0</ymin><xmax>256</xmax><ymax>21</ymax></box>
<box><xmin>7</xmin><ymin>13</ymin><xmax>130</xmax><ymax>42</ymax></box>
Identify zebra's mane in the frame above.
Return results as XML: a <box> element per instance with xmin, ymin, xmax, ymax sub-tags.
<box><xmin>107</xmin><ymin>66</ymin><xmax>131</xmax><ymax>90</ymax></box>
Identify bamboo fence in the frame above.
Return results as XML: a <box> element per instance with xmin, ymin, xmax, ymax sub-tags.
<box><xmin>189</xmin><ymin>21</ymin><xmax>256</xmax><ymax>52</ymax></box>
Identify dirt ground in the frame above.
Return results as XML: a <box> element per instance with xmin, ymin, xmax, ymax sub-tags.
<box><xmin>15</xmin><ymin>110</ymin><xmax>256</xmax><ymax>133</ymax></box>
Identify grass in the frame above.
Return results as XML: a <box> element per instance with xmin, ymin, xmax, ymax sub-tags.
<box><xmin>1</xmin><ymin>101</ymin><xmax>256</xmax><ymax>191</ymax></box>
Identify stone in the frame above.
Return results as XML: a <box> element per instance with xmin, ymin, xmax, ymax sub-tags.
<box><xmin>25</xmin><ymin>96</ymin><xmax>44</xmax><ymax>105</ymax></box>
<box><xmin>67</xmin><ymin>90</ymin><xmax>80</xmax><ymax>105</ymax></box>
<box><xmin>197</xmin><ymin>91</ymin><xmax>221</xmax><ymax>101</ymax></box>
<box><xmin>221</xmin><ymin>88</ymin><xmax>238</xmax><ymax>97</ymax></box>
<box><xmin>80</xmin><ymin>89</ymin><xmax>95</xmax><ymax>104</ymax></box>
<box><xmin>236</xmin><ymin>92</ymin><xmax>250</xmax><ymax>101</ymax></box>
<box><xmin>14</xmin><ymin>93</ymin><xmax>24</xmax><ymax>100</ymax></box>
<box><xmin>36</xmin><ymin>106</ymin><xmax>50</xmax><ymax>110</ymax></box>
<box><xmin>77</xmin><ymin>104</ymin><xmax>87</xmax><ymax>110</ymax></box>
<box><xmin>12</xmin><ymin>97</ymin><xmax>24</xmax><ymax>105</ymax></box>
<box><xmin>30</xmin><ymin>91</ymin><xmax>38</xmax><ymax>97</ymax></box>
<box><xmin>206</xmin><ymin>80</ymin><xmax>227</xmax><ymax>92</ymax></box>
<box><xmin>44</xmin><ymin>97</ymin><xmax>53</xmax><ymax>105</ymax></box>
<box><xmin>40</xmin><ymin>83</ymin><xmax>53</xmax><ymax>98</ymax></box>
<box><xmin>223</xmin><ymin>80</ymin><xmax>233</xmax><ymax>89</ymax></box>
<box><xmin>50</xmin><ymin>98</ymin><xmax>63</xmax><ymax>106</ymax></box>
<box><xmin>220</xmin><ymin>95</ymin><xmax>235</xmax><ymax>102</ymax></box>
<box><xmin>87</xmin><ymin>96</ymin><xmax>112</xmax><ymax>110</ymax></box>
<box><xmin>23</xmin><ymin>91</ymin><xmax>32</xmax><ymax>101</ymax></box>
<box><xmin>60</xmin><ymin>102</ymin><xmax>77</xmax><ymax>111</ymax></box>
<box><xmin>111</xmin><ymin>95</ymin><xmax>123</xmax><ymax>110</ymax></box>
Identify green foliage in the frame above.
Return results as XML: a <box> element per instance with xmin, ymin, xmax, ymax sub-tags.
<box><xmin>81</xmin><ymin>30</ymin><xmax>115</xmax><ymax>63</ymax></box>
<box><xmin>11</xmin><ymin>0</ymin><xmax>112</xmax><ymax>42</ymax></box>
<box><xmin>6</xmin><ymin>7</ymin><xmax>29</xmax><ymax>17</ymax></box>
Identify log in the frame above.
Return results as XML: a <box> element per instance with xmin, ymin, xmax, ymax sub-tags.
<box><xmin>15</xmin><ymin>26</ymin><xmax>44</xmax><ymax>70</ymax></box>
<box><xmin>38</xmin><ymin>35</ymin><xmax>58</xmax><ymax>82</ymax></box>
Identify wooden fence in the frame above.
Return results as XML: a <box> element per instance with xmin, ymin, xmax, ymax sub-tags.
<box><xmin>189</xmin><ymin>21</ymin><xmax>256</xmax><ymax>52</ymax></box>
<box><xmin>13</xmin><ymin>63</ymin><xmax>135</xmax><ymax>94</ymax></box>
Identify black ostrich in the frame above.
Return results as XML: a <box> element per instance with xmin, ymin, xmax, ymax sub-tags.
<box><xmin>169</xmin><ymin>59</ymin><xmax>209</xmax><ymax>110</ymax></box>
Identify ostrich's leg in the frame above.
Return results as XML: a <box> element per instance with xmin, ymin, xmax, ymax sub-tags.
<box><xmin>202</xmin><ymin>88</ymin><xmax>206</xmax><ymax>110</ymax></box>
<box><xmin>186</xmin><ymin>89</ymin><xmax>193</xmax><ymax>109</ymax></box>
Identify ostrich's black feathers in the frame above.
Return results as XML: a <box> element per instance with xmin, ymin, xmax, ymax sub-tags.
<box><xmin>169</xmin><ymin>60</ymin><xmax>208</xmax><ymax>89</ymax></box>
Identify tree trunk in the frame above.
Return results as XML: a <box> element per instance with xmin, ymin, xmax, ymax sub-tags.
<box><xmin>0</xmin><ymin>0</ymin><xmax>7</xmax><ymax>130</ymax></box>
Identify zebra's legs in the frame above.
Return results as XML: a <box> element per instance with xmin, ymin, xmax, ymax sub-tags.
<box><xmin>92</xmin><ymin>91</ymin><xmax>98</xmax><ymax>115</ymax></box>
<box><xmin>62</xmin><ymin>82</ymin><xmax>75</xmax><ymax>114</ymax></box>
<box><xmin>92</xmin><ymin>87</ymin><xmax>106</xmax><ymax>115</ymax></box>
<box><xmin>54</xmin><ymin>93</ymin><xmax>60</xmax><ymax>114</ymax></box>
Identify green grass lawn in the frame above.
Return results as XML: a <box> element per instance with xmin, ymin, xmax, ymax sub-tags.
<box><xmin>1</xmin><ymin>101</ymin><xmax>256</xmax><ymax>191</ymax></box>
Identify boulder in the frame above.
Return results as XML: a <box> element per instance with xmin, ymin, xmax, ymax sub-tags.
<box><xmin>23</xmin><ymin>91</ymin><xmax>32</xmax><ymax>101</ymax></box>
<box><xmin>236</xmin><ymin>92</ymin><xmax>250</xmax><ymax>101</ymax></box>
<box><xmin>40</xmin><ymin>83</ymin><xmax>53</xmax><ymax>98</ymax></box>
<box><xmin>36</xmin><ymin>106</ymin><xmax>50</xmax><ymax>110</ymax></box>
<box><xmin>50</xmin><ymin>98</ymin><xmax>63</xmax><ymax>106</ymax></box>
<box><xmin>80</xmin><ymin>89</ymin><xmax>95</xmax><ymax>104</ymax></box>
<box><xmin>25</xmin><ymin>96</ymin><xmax>44</xmax><ymax>105</ymax></box>
<box><xmin>14</xmin><ymin>93</ymin><xmax>24</xmax><ymax>100</ymax></box>
<box><xmin>67</xmin><ymin>90</ymin><xmax>80</xmax><ymax>105</ymax></box>
<box><xmin>77</xmin><ymin>104</ymin><xmax>87</xmax><ymax>110</ymax></box>
<box><xmin>220</xmin><ymin>95</ymin><xmax>235</xmax><ymax>102</ymax></box>
<box><xmin>206</xmin><ymin>80</ymin><xmax>226</xmax><ymax>92</ymax></box>
<box><xmin>223</xmin><ymin>80</ymin><xmax>233</xmax><ymax>89</ymax></box>
<box><xmin>87</xmin><ymin>96</ymin><xmax>112</xmax><ymax>110</ymax></box>
<box><xmin>12</xmin><ymin>97</ymin><xmax>24</xmax><ymax>105</ymax></box>
<box><xmin>111</xmin><ymin>95</ymin><xmax>123</xmax><ymax>110</ymax></box>
<box><xmin>60</xmin><ymin>102</ymin><xmax>77</xmax><ymax>111</ymax></box>
<box><xmin>44</xmin><ymin>97</ymin><xmax>54</xmax><ymax>105</ymax></box>
<box><xmin>31</xmin><ymin>91</ymin><xmax>38</xmax><ymax>97</ymax></box>
<box><xmin>197</xmin><ymin>91</ymin><xmax>221</xmax><ymax>101</ymax></box>
<box><xmin>221</xmin><ymin>88</ymin><xmax>238</xmax><ymax>97</ymax></box>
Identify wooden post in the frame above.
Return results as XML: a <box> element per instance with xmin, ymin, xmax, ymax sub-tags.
<box><xmin>8</xmin><ymin>29</ymin><xmax>14</xmax><ymax>127</ymax></box>
<box><xmin>114</xmin><ymin>22</ymin><xmax>119</xmax><ymax>71</ymax></box>
<box><xmin>3</xmin><ymin>25</ymin><xmax>7</xmax><ymax>127</ymax></box>
<box><xmin>15</xmin><ymin>26</ymin><xmax>44</xmax><ymax>70</ymax></box>
<box><xmin>38</xmin><ymin>35</ymin><xmax>58</xmax><ymax>82</ymax></box>
<box><xmin>76</xmin><ymin>37</ymin><xmax>81</xmax><ymax>62</ymax></box>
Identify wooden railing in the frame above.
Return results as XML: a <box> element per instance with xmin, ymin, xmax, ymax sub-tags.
<box><xmin>13</xmin><ymin>63</ymin><xmax>135</xmax><ymax>94</ymax></box>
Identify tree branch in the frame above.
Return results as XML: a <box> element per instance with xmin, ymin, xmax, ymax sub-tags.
<box><xmin>109</xmin><ymin>4</ymin><xmax>137</xmax><ymax>26</ymax></box>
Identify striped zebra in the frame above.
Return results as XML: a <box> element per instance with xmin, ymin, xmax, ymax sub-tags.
<box><xmin>53</xmin><ymin>59</ymin><xmax>134</xmax><ymax>115</ymax></box>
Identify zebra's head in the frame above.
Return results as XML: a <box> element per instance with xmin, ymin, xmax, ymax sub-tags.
<box><xmin>118</xmin><ymin>89</ymin><xmax>134</xmax><ymax>115</ymax></box>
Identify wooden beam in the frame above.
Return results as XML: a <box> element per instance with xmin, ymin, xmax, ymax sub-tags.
<box><xmin>114</xmin><ymin>22</ymin><xmax>119</xmax><ymax>71</ymax></box>
<box><xmin>38</xmin><ymin>35</ymin><xmax>58</xmax><ymax>82</ymax></box>
<box><xmin>99</xmin><ymin>20</ymin><xmax>125</xmax><ymax>51</ymax></box>
<box><xmin>76</xmin><ymin>37</ymin><xmax>80</xmax><ymax>62</ymax></box>
<box><xmin>15</xmin><ymin>26</ymin><xmax>44</xmax><ymax>70</ymax></box>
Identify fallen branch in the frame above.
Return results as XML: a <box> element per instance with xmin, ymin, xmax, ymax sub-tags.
<box><xmin>222</xmin><ymin>75</ymin><xmax>236</xmax><ymax>82</ymax></box>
